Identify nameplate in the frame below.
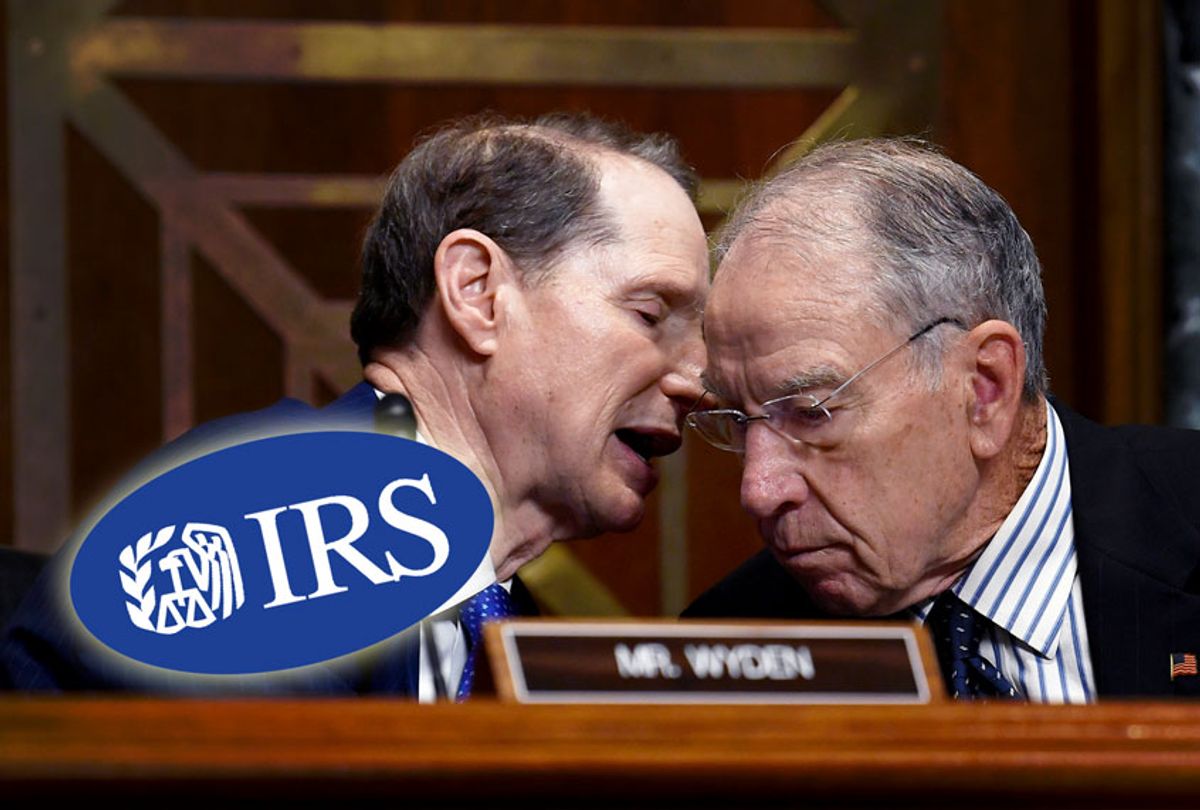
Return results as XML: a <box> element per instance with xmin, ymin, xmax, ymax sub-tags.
<box><xmin>481</xmin><ymin>620</ymin><xmax>943</xmax><ymax>704</ymax></box>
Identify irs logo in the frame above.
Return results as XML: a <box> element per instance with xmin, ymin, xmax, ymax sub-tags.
<box><xmin>119</xmin><ymin>523</ymin><xmax>246</xmax><ymax>635</ymax></box>
<box><xmin>71</xmin><ymin>431</ymin><xmax>493</xmax><ymax>674</ymax></box>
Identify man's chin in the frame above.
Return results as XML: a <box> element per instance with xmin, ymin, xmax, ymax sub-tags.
<box><xmin>774</xmin><ymin>555</ymin><xmax>876</xmax><ymax>617</ymax></box>
<box><xmin>601</xmin><ymin>502</ymin><xmax>646</xmax><ymax>535</ymax></box>
<box><xmin>591</xmin><ymin>490</ymin><xmax>648</xmax><ymax>536</ymax></box>
<box><xmin>804</xmin><ymin>580</ymin><xmax>873</xmax><ymax>617</ymax></box>
<box><xmin>558</xmin><ymin>494</ymin><xmax>647</xmax><ymax>540</ymax></box>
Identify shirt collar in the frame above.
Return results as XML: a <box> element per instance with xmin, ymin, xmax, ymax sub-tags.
<box><xmin>914</xmin><ymin>400</ymin><xmax>1077</xmax><ymax>658</ymax></box>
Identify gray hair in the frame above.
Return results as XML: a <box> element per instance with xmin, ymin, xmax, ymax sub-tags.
<box><xmin>716</xmin><ymin>138</ymin><xmax>1048</xmax><ymax>400</ymax></box>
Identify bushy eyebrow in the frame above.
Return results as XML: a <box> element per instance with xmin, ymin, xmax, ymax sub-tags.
<box><xmin>698</xmin><ymin>372</ymin><xmax>734</xmax><ymax>405</ymax></box>
<box><xmin>626</xmin><ymin>274</ymin><xmax>705</xmax><ymax>313</ymax></box>
<box><xmin>779</xmin><ymin>366</ymin><xmax>845</xmax><ymax>396</ymax></box>
<box><xmin>700</xmin><ymin>362</ymin><xmax>849</xmax><ymax>412</ymax></box>
<box><xmin>699</xmin><ymin>365</ymin><xmax>847</xmax><ymax>408</ymax></box>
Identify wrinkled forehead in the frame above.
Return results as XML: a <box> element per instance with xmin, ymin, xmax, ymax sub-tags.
<box><xmin>701</xmin><ymin>233</ymin><xmax>890</xmax><ymax>402</ymax></box>
<box><xmin>708</xmin><ymin>231</ymin><xmax>877</xmax><ymax>335</ymax></box>
<box><xmin>714</xmin><ymin>190</ymin><xmax>877</xmax><ymax>288</ymax></box>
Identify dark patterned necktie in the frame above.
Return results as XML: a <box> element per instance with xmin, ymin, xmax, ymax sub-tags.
<box><xmin>927</xmin><ymin>591</ymin><xmax>1020</xmax><ymax>700</ymax></box>
<box><xmin>456</xmin><ymin>583</ymin><xmax>516</xmax><ymax>701</ymax></box>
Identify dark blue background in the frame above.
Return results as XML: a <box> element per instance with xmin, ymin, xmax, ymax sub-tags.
<box><xmin>69</xmin><ymin>432</ymin><xmax>492</xmax><ymax>674</ymax></box>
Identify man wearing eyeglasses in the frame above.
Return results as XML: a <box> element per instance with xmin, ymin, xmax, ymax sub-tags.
<box><xmin>684</xmin><ymin>138</ymin><xmax>1200</xmax><ymax>701</ymax></box>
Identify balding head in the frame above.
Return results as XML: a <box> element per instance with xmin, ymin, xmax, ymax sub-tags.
<box><xmin>716</xmin><ymin>138</ymin><xmax>1047</xmax><ymax>400</ymax></box>
<box><xmin>352</xmin><ymin>112</ymin><xmax>698</xmax><ymax>365</ymax></box>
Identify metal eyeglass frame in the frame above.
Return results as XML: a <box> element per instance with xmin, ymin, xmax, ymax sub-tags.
<box><xmin>685</xmin><ymin>316</ymin><xmax>968</xmax><ymax>451</ymax></box>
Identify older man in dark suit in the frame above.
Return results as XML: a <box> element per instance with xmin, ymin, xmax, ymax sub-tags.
<box><xmin>684</xmin><ymin>139</ymin><xmax>1200</xmax><ymax>701</ymax></box>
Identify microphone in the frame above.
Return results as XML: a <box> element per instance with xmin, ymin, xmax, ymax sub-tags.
<box><xmin>374</xmin><ymin>393</ymin><xmax>417</xmax><ymax>440</ymax></box>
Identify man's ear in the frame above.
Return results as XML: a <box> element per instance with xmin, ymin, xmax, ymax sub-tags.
<box><xmin>432</xmin><ymin>229</ymin><xmax>514</xmax><ymax>357</ymax></box>
<box><xmin>963</xmin><ymin>319</ymin><xmax>1027</xmax><ymax>460</ymax></box>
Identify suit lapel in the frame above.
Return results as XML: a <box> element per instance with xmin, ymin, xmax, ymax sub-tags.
<box><xmin>509</xmin><ymin>575</ymin><xmax>542</xmax><ymax>617</ymax></box>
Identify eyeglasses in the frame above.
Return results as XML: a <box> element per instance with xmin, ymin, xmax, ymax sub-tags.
<box><xmin>685</xmin><ymin>317</ymin><xmax>966</xmax><ymax>452</ymax></box>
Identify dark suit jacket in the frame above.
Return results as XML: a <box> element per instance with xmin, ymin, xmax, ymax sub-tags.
<box><xmin>0</xmin><ymin>382</ymin><xmax>536</xmax><ymax>694</ymax></box>
<box><xmin>684</xmin><ymin>401</ymin><xmax>1200</xmax><ymax>698</ymax></box>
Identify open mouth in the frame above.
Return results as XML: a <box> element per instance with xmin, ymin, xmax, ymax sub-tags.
<box><xmin>615</xmin><ymin>428</ymin><xmax>681</xmax><ymax>464</ymax></box>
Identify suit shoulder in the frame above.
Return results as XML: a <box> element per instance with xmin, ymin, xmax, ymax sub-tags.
<box><xmin>1057</xmin><ymin>402</ymin><xmax>1200</xmax><ymax>497</ymax></box>
<box><xmin>1114</xmin><ymin>422</ymin><xmax>1200</xmax><ymax>534</ymax></box>
<box><xmin>1109</xmin><ymin>421</ymin><xmax>1200</xmax><ymax>460</ymax></box>
<box><xmin>157</xmin><ymin>384</ymin><xmax>376</xmax><ymax>466</ymax></box>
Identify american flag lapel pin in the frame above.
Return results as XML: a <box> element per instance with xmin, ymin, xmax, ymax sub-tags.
<box><xmin>1170</xmin><ymin>653</ymin><xmax>1198</xmax><ymax>680</ymax></box>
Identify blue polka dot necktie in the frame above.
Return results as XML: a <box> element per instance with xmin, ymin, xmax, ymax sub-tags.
<box><xmin>927</xmin><ymin>591</ymin><xmax>1020</xmax><ymax>700</ymax></box>
<box><xmin>456</xmin><ymin>583</ymin><xmax>516</xmax><ymax>701</ymax></box>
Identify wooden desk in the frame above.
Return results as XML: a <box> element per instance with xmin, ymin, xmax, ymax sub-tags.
<box><xmin>1</xmin><ymin>699</ymin><xmax>1198</xmax><ymax>805</ymax></box>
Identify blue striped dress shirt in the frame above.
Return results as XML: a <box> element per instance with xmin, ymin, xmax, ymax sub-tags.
<box><xmin>913</xmin><ymin>401</ymin><xmax>1096</xmax><ymax>703</ymax></box>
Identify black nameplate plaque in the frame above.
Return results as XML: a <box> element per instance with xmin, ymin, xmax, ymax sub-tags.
<box><xmin>482</xmin><ymin>620</ymin><xmax>943</xmax><ymax>704</ymax></box>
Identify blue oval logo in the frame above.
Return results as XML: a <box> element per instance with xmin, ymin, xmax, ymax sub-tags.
<box><xmin>68</xmin><ymin>431</ymin><xmax>493</xmax><ymax>675</ymax></box>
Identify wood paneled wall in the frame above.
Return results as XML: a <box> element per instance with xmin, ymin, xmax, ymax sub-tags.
<box><xmin>1</xmin><ymin>1</ymin><xmax>1162</xmax><ymax>616</ymax></box>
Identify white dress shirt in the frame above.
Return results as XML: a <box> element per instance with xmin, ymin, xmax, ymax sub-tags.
<box><xmin>911</xmin><ymin>400</ymin><xmax>1097</xmax><ymax>702</ymax></box>
<box><xmin>416</xmin><ymin>568</ymin><xmax>511</xmax><ymax>703</ymax></box>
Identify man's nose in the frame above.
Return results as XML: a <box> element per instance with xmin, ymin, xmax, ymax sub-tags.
<box><xmin>660</xmin><ymin>335</ymin><xmax>706</xmax><ymax>412</ymax></box>
<box><xmin>740</xmin><ymin>423</ymin><xmax>809</xmax><ymax>520</ymax></box>
<box><xmin>661</xmin><ymin>367</ymin><xmax>704</xmax><ymax>412</ymax></box>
